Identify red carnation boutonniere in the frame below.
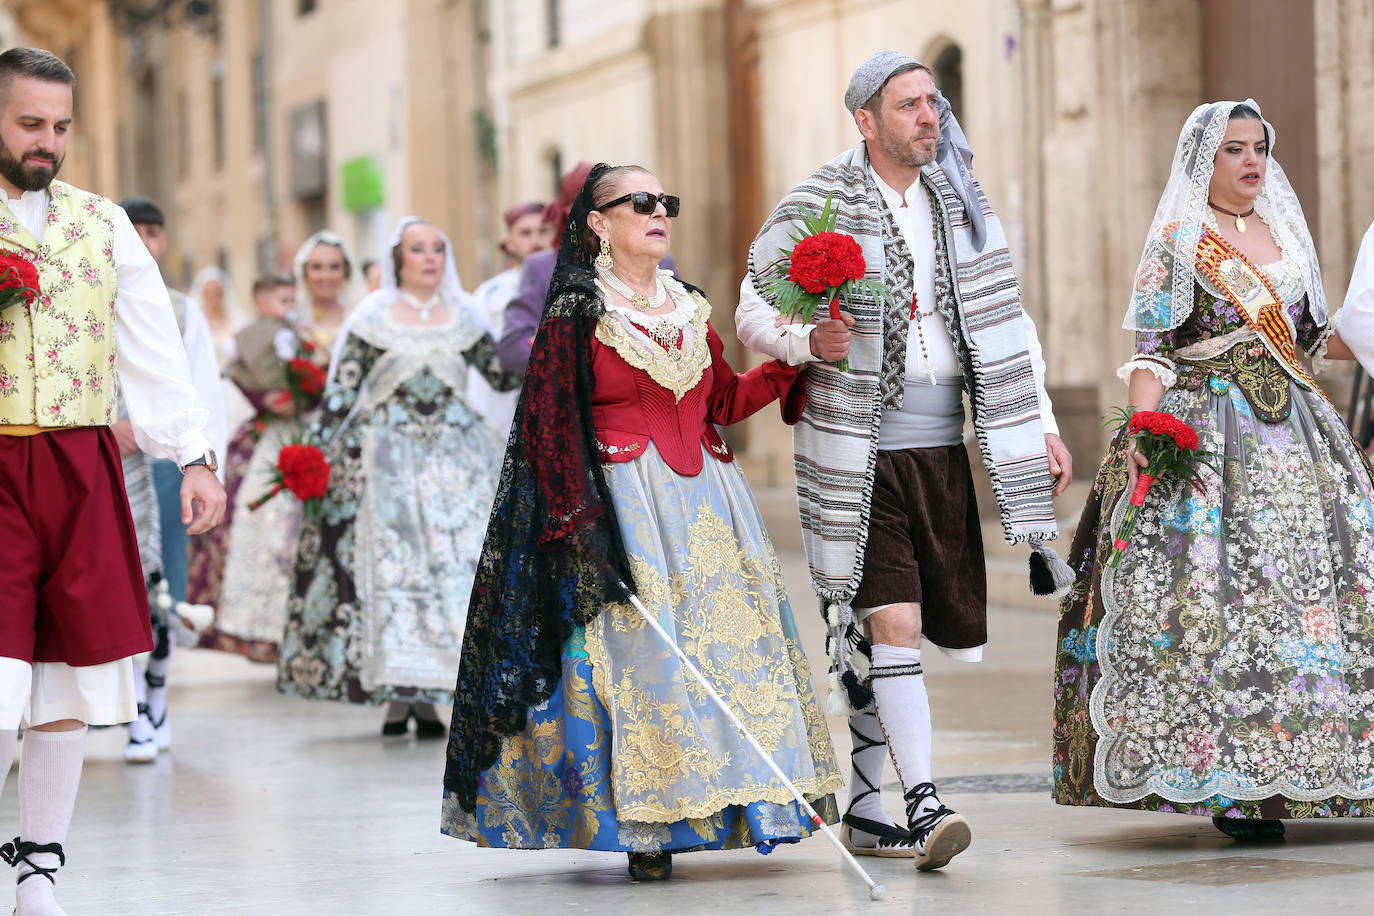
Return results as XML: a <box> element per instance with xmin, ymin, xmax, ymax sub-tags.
<box><xmin>764</xmin><ymin>193</ymin><xmax>895</xmax><ymax>372</ymax></box>
<box><xmin>1104</xmin><ymin>408</ymin><xmax>1219</xmax><ymax>568</ymax></box>
<box><xmin>249</xmin><ymin>435</ymin><xmax>331</xmax><ymax>517</ymax></box>
<box><xmin>0</xmin><ymin>250</ymin><xmax>40</xmax><ymax>315</ymax></box>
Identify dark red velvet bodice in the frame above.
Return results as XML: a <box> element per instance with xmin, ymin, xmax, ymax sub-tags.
<box><xmin>589</xmin><ymin>321</ymin><xmax>804</xmax><ymax>475</ymax></box>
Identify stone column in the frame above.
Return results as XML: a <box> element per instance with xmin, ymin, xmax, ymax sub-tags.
<box><xmin>1033</xmin><ymin>0</ymin><xmax>1201</xmax><ymax>471</ymax></box>
<box><xmin>643</xmin><ymin>2</ymin><xmax>733</xmax><ymax>312</ymax></box>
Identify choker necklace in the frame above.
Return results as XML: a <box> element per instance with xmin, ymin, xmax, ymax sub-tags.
<box><xmin>597</xmin><ymin>267</ymin><xmax>666</xmax><ymax>312</ymax></box>
<box><xmin>1208</xmin><ymin>200</ymin><xmax>1256</xmax><ymax>234</ymax></box>
<box><xmin>398</xmin><ymin>290</ymin><xmax>440</xmax><ymax>321</ymax></box>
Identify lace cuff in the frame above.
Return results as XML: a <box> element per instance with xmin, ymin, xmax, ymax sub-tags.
<box><xmin>1116</xmin><ymin>356</ymin><xmax>1177</xmax><ymax>389</ymax></box>
<box><xmin>1308</xmin><ymin>309</ymin><xmax>1340</xmax><ymax>374</ymax></box>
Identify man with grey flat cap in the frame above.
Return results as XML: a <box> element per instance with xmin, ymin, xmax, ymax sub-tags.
<box><xmin>736</xmin><ymin>50</ymin><xmax>1072</xmax><ymax>871</ymax></box>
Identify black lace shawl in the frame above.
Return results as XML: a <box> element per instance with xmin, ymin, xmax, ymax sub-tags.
<box><xmin>443</xmin><ymin>165</ymin><xmax>637</xmax><ymax>808</ymax></box>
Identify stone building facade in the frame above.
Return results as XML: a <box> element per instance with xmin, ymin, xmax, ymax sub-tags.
<box><xmin>7</xmin><ymin>0</ymin><xmax>1374</xmax><ymax>479</ymax></box>
<box><xmin>7</xmin><ymin>0</ymin><xmax>496</xmax><ymax>309</ymax></box>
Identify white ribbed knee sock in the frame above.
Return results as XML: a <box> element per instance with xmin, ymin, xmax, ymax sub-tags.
<box><xmin>0</xmin><ymin>728</ymin><xmax>17</xmax><ymax>803</ymax></box>
<box><xmin>15</xmin><ymin>727</ymin><xmax>86</xmax><ymax>916</ymax></box>
<box><xmin>869</xmin><ymin>644</ymin><xmax>936</xmax><ymax>816</ymax></box>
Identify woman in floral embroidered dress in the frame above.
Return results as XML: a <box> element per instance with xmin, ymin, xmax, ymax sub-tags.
<box><xmin>190</xmin><ymin>234</ymin><xmax>355</xmax><ymax>657</ymax></box>
<box><xmin>191</xmin><ymin>272</ymin><xmax>328</xmax><ymax>661</ymax></box>
<box><xmin>276</xmin><ymin>217</ymin><xmax>519</xmax><ymax>737</ymax></box>
<box><xmin>440</xmin><ymin>164</ymin><xmax>843</xmax><ymax>881</ymax></box>
<box><xmin>1052</xmin><ymin>100</ymin><xmax>1374</xmax><ymax>838</ymax></box>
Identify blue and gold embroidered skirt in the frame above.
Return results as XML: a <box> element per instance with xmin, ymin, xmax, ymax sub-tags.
<box><xmin>441</xmin><ymin>443</ymin><xmax>843</xmax><ymax>852</ymax></box>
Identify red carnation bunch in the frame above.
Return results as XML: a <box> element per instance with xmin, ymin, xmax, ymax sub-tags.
<box><xmin>0</xmin><ymin>249</ymin><xmax>40</xmax><ymax>314</ymax></box>
<box><xmin>249</xmin><ymin>440</ymin><xmax>330</xmax><ymax>513</ymax></box>
<box><xmin>1104</xmin><ymin>408</ymin><xmax>1217</xmax><ymax>568</ymax></box>
<box><xmin>287</xmin><ymin>357</ymin><xmax>325</xmax><ymax>397</ymax></box>
<box><xmin>277</xmin><ymin>443</ymin><xmax>330</xmax><ymax>499</ymax></box>
<box><xmin>788</xmin><ymin>232</ymin><xmax>867</xmax><ymax>294</ymax></box>
<box><xmin>284</xmin><ymin>336</ymin><xmax>328</xmax><ymax>414</ymax></box>
<box><xmin>764</xmin><ymin>193</ymin><xmax>895</xmax><ymax>372</ymax></box>
<box><xmin>1127</xmin><ymin>410</ymin><xmax>1199</xmax><ymax>451</ymax></box>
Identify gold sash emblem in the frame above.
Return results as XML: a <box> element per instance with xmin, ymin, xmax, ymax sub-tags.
<box><xmin>1217</xmin><ymin>259</ymin><xmax>1268</xmax><ymax>323</ymax></box>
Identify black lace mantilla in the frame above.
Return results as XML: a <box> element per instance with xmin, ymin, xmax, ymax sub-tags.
<box><xmin>444</xmin><ymin>164</ymin><xmax>649</xmax><ymax>808</ymax></box>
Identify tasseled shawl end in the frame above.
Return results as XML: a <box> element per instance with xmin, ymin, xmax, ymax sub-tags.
<box><xmin>823</xmin><ymin>599</ymin><xmax>873</xmax><ymax>715</ymax></box>
<box><xmin>1029</xmin><ymin>539</ymin><xmax>1074</xmax><ymax>599</ymax></box>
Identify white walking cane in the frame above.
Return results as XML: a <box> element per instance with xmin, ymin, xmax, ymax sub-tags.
<box><xmin>619</xmin><ymin>586</ymin><xmax>887</xmax><ymax>901</ymax></box>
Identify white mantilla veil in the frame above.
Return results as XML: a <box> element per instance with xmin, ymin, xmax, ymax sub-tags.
<box><xmin>1124</xmin><ymin>99</ymin><xmax>1327</xmax><ymax>333</ymax></box>
<box><xmin>326</xmin><ymin>216</ymin><xmax>490</xmax><ymax>384</ymax></box>
<box><xmin>188</xmin><ymin>265</ymin><xmax>241</xmax><ymax>330</ymax></box>
<box><xmin>294</xmin><ymin>230</ymin><xmax>358</xmax><ymax>324</ymax></box>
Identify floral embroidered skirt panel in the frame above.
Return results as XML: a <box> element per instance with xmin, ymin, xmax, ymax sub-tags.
<box><xmin>1053</xmin><ymin>380</ymin><xmax>1374</xmax><ymax>819</ymax></box>
<box><xmin>277</xmin><ymin>390</ymin><xmax>502</xmax><ymax>705</ymax></box>
<box><xmin>203</xmin><ymin>417</ymin><xmax>301</xmax><ymax>662</ymax></box>
<box><xmin>441</xmin><ymin>443</ymin><xmax>844</xmax><ymax>852</ymax></box>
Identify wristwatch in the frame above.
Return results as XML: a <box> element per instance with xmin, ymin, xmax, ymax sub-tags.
<box><xmin>180</xmin><ymin>448</ymin><xmax>219</xmax><ymax>474</ymax></box>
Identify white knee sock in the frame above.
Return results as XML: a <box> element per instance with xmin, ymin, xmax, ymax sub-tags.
<box><xmin>0</xmin><ymin>728</ymin><xmax>17</xmax><ymax>803</ymax></box>
<box><xmin>145</xmin><ymin>638</ymin><xmax>172</xmax><ymax>728</ymax></box>
<box><xmin>127</xmin><ymin>656</ymin><xmax>154</xmax><ymax>747</ymax></box>
<box><xmin>869</xmin><ymin>644</ymin><xmax>937</xmax><ymax>816</ymax></box>
<box><xmin>15</xmin><ymin>727</ymin><xmax>86</xmax><ymax>916</ymax></box>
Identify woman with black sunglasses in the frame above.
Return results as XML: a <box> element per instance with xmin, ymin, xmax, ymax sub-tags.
<box><xmin>441</xmin><ymin>163</ymin><xmax>844</xmax><ymax>882</ymax></box>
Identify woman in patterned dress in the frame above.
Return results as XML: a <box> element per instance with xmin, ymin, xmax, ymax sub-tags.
<box><xmin>1052</xmin><ymin>100</ymin><xmax>1374</xmax><ymax>838</ymax></box>
<box><xmin>440</xmin><ymin>164</ymin><xmax>842</xmax><ymax>881</ymax></box>
<box><xmin>194</xmin><ymin>272</ymin><xmax>330</xmax><ymax>661</ymax></box>
<box><xmin>276</xmin><ymin>218</ymin><xmax>518</xmax><ymax>737</ymax></box>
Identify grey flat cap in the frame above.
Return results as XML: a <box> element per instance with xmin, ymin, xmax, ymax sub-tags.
<box><xmin>844</xmin><ymin>50</ymin><xmax>922</xmax><ymax>115</ymax></box>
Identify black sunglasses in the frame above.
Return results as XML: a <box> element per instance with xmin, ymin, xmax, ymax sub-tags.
<box><xmin>596</xmin><ymin>191</ymin><xmax>681</xmax><ymax>218</ymax></box>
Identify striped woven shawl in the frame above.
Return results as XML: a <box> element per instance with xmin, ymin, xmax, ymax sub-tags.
<box><xmin>747</xmin><ymin>143</ymin><xmax>1058</xmax><ymax>607</ymax></box>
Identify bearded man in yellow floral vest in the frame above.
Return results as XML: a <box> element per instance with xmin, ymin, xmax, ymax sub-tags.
<box><xmin>0</xmin><ymin>48</ymin><xmax>225</xmax><ymax>915</ymax></box>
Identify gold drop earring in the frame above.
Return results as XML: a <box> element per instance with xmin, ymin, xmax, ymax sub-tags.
<box><xmin>595</xmin><ymin>238</ymin><xmax>614</xmax><ymax>271</ymax></box>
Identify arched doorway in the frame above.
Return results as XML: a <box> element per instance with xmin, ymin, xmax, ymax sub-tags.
<box><xmin>931</xmin><ymin>41</ymin><xmax>963</xmax><ymax>122</ymax></box>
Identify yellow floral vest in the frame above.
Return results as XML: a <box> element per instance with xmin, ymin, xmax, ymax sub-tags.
<box><xmin>0</xmin><ymin>181</ymin><xmax>118</xmax><ymax>426</ymax></box>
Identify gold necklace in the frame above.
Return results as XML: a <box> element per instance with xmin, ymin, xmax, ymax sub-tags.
<box><xmin>597</xmin><ymin>269</ymin><xmax>679</xmax><ymax>350</ymax></box>
<box><xmin>597</xmin><ymin>267</ymin><xmax>666</xmax><ymax>311</ymax></box>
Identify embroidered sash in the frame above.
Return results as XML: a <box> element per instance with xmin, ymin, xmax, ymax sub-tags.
<box><xmin>1190</xmin><ymin>226</ymin><xmax>1320</xmax><ymax>393</ymax></box>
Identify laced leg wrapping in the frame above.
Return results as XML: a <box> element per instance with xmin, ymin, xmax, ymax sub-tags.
<box><xmin>903</xmin><ymin>782</ymin><xmax>956</xmax><ymax>842</ymax></box>
<box><xmin>842</xmin><ymin>712</ymin><xmax>911</xmax><ymax>847</ymax></box>
<box><xmin>0</xmin><ymin>837</ymin><xmax>65</xmax><ymax>886</ymax></box>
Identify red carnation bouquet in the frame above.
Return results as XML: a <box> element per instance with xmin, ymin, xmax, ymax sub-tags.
<box><xmin>764</xmin><ymin>193</ymin><xmax>894</xmax><ymax>371</ymax></box>
<box><xmin>249</xmin><ymin>436</ymin><xmax>331</xmax><ymax>517</ymax></box>
<box><xmin>1104</xmin><ymin>408</ymin><xmax>1218</xmax><ymax>568</ymax></box>
<box><xmin>285</xmin><ymin>338</ymin><xmax>327</xmax><ymax>412</ymax></box>
<box><xmin>0</xmin><ymin>249</ymin><xmax>40</xmax><ymax>314</ymax></box>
